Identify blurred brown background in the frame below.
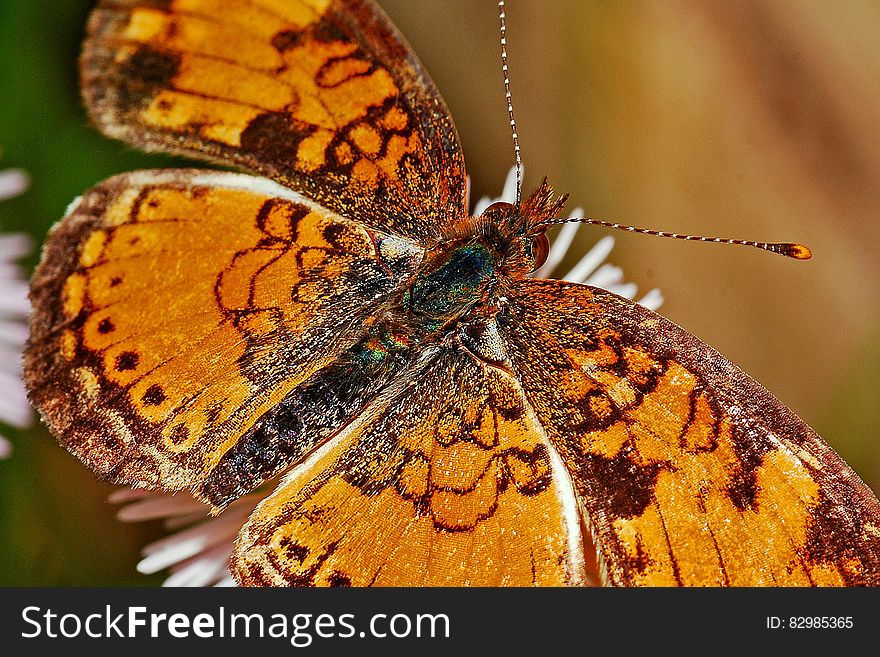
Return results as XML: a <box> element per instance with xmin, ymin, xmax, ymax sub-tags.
<box><xmin>1</xmin><ymin>0</ymin><xmax>878</xmax><ymax>584</ymax></box>
<box><xmin>383</xmin><ymin>0</ymin><xmax>880</xmax><ymax>485</ymax></box>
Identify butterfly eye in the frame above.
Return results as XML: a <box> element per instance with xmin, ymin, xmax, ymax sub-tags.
<box><xmin>530</xmin><ymin>232</ymin><xmax>550</xmax><ymax>272</ymax></box>
<box><xmin>481</xmin><ymin>201</ymin><xmax>514</xmax><ymax>217</ymax></box>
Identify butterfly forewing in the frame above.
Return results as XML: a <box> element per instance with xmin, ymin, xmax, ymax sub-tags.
<box><xmin>81</xmin><ymin>0</ymin><xmax>467</xmax><ymax>240</ymax></box>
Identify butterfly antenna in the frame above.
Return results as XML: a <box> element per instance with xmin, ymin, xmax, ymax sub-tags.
<box><xmin>498</xmin><ymin>0</ymin><xmax>523</xmax><ymax>206</ymax></box>
<box><xmin>539</xmin><ymin>216</ymin><xmax>812</xmax><ymax>259</ymax></box>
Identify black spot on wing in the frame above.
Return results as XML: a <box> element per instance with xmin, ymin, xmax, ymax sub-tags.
<box><xmin>328</xmin><ymin>571</ymin><xmax>352</xmax><ymax>587</ymax></box>
<box><xmin>116</xmin><ymin>45</ymin><xmax>181</xmax><ymax>108</ymax></box>
<box><xmin>142</xmin><ymin>384</ymin><xmax>166</xmax><ymax>406</ymax></box>
<box><xmin>239</xmin><ymin>112</ymin><xmax>314</xmax><ymax>171</ymax></box>
<box><xmin>271</xmin><ymin>29</ymin><xmax>303</xmax><ymax>53</ymax></box>
<box><xmin>115</xmin><ymin>350</ymin><xmax>139</xmax><ymax>371</ymax></box>
<box><xmin>578</xmin><ymin>441</ymin><xmax>661</xmax><ymax>519</ymax></box>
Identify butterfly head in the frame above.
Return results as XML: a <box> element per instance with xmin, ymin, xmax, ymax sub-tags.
<box><xmin>476</xmin><ymin>177</ymin><xmax>568</xmax><ymax>276</ymax></box>
<box><xmin>407</xmin><ymin>179</ymin><xmax>566</xmax><ymax>324</ymax></box>
<box><xmin>408</xmin><ymin>179</ymin><xmax>566</xmax><ymax>324</ymax></box>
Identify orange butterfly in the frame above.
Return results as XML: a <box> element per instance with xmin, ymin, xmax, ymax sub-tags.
<box><xmin>25</xmin><ymin>0</ymin><xmax>880</xmax><ymax>586</ymax></box>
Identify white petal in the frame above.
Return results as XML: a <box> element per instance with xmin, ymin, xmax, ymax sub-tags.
<box><xmin>584</xmin><ymin>262</ymin><xmax>624</xmax><ymax>289</ymax></box>
<box><xmin>562</xmin><ymin>236</ymin><xmax>616</xmax><ymax>283</ymax></box>
<box><xmin>0</xmin><ymin>233</ymin><xmax>32</xmax><ymax>259</ymax></box>
<box><xmin>165</xmin><ymin>511</ymin><xmax>215</xmax><ymax>530</ymax></box>
<box><xmin>0</xmin><ymin>373</ymin><xmax>31</xmax><ymax>428</ymax></box>
<box><xmin>107</xmin><ymin>488</ymin><xmax>154</xmax><ymax>504</ymax></box>
<box><xmin>117</xmin><ymin>493</ymin><xmax>211</xmax><ymax>522</ymax></box>
<box><xmin>605</xmin><ymin>282</ymin><xmax>638</xmax><ymax>300</ymax></box>
<box><xmin>0</xmin><ymin>169</ymin><xmax>30</xmax><ymax>201</ymax></box>
<box><xmin>500</xmin><ymin>166</ymin><xmax>519</xmax><ymax>203</ymax></box>
<box><xmin>214</xmin><ymin>575</ymin><xmax>237</xmax><ymax>587</ymax></box>
<box><xmin>472</xmin><ymin>195</ymin><xmax>493</xmax><ymax>216</ymax></box>
<box><xmin>0</xmin><ymin>347</ymin><xmax>24</xmax><ymax>373</ymax></box>
<box><xmin>163</xmin><ymin>543</ymin><xmax>232</xmax><ymax>587</ymax></box>
<box><xmin>0</xmin><ymin>320</ymin><xmax>28</xmax><ymax>345</ymax></box>
<box><xmin>637</xmin><ymin>288</ymin><xmax>664</xmax><ymax>311</ymax></box>
<box><xmin>0</xmin><ymin>286</ymin><xmax>30</xmax><ymax>314</ymax></box>
<box><xmin>138</xmin><ymin>513</ymin><xmax>244</xmax><ymax>573</ymax></box>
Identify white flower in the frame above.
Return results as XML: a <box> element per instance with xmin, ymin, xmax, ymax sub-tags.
<box><xmin>0</xmin><ymin>165</ymin><xmax>33</xmax><ymax>459</ymax></box>
<box><xmin>114</xmin><ymin>168</ymin><xmax>663</xmax><ymax>585</ymax></box>
<box><xmin>110</xmin><ymin>488</ymin><xmax>260</xmax><ymax>586</ymax></box>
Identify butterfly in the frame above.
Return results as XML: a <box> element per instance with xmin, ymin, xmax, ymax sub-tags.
<box><xmin>24</xmin><ymin>0</ymin><xmax>880</xmax><ymax>586</ymax></box>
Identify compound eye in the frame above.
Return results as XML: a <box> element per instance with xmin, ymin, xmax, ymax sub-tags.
<box><xmin>481</xmin><ymin>201</ymin><xmax>515</xmax><ymax>217</ymax></box>
<box><xmin>530</xmin><ymin>232</ymin><xmax>550</xmax><ymax>272</ymax></box>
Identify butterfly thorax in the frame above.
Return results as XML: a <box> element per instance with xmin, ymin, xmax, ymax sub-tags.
<box><xmin>403</xmin><ymin>179</ymin><xmax>568</xmax><ymax>328</ymax></box>
<box><xmin>406</xmin><ymin>240</ymin><xmax>497</xmax><ymax>322</ymax></box>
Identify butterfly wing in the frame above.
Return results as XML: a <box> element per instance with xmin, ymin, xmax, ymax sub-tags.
<box><xmin>231</xmin><ymin>346</ymin><xmax>590</xmax><ymax>586</ymax></box>
<box><xmin>82</xmin><ymin>0</ymin><xmax>466</xmax><ymax>239</ymax></box>
<box><xmin>25</xmin><ymin>169</ymin><xmax>422</xmax><ymax>507</ymax></box>
<box><xmin>497</xmin><ymin>278</ymin><xmax>880</xmax><ymax>586</ymax></box>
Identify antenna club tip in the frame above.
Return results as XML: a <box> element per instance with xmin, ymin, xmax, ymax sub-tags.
<box><xmin>782</xmin><ymin>243</ymin><xmax>812</xmax><ymax>260</ymax></box>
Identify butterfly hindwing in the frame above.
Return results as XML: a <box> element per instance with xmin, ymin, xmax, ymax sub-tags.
<box><xmin>231</xmin><ymin>346</ymin><xmax>589</xmax><ymax>586</ymax></box>
<box><xmin>498</xmin><ymin>278</ymin><xmax>880</xmax><ymax>586</ymax></box>
<box><xmin>81</xmin><ymin>0</ymin><xmax>467</xmax><ymax>240</ymax></box>
<box><xmin>25</xmin><ymin>169</ymin><xmax>421</xmax><ymax>504</ymax></box>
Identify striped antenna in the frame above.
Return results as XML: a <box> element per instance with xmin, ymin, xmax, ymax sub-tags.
<box><xmin>539</xmin><ymin>216</ymin><xmax>812</xmax><ymax>259</ymax></box>
<box><xmin>498</xmin><ymin>1</ymin><xmax>523</xmax><ymax>206</ymax></box>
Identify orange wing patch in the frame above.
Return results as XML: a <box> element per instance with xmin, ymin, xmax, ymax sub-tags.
<box><xmin>232</xmin><ymin>349</ymin><xmax>587</xmax><ymax>586</ymax></box>
<box><xmin>26</xmin><ymin>169</ymin><xmax>416</xmax><ymax>496</ymax></box>
<box><xmin>499</xmin><ymin>279</ymin><xmax>880</xmax><ymax>586</ymax></box>
<box><xmin>82</xmin><ymin>0</ymin><xmax>467</xmax><ymax>240</ymax></box>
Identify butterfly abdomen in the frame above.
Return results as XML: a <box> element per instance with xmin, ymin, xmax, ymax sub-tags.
<box><xmin>198</xmin><ymin>326</ymin><xmax>413</xmax><ymax>509</ymax></box>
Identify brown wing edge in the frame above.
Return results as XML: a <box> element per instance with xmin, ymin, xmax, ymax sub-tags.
<box><xmin>505</xmin><ymin>278</ymin><xmax>880</xmax><ymax>586</ymax></box>
<box><xmin>24</xmin><ymin>171</ymin><xmax>167</xmax><ymax>488</ymax></box>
